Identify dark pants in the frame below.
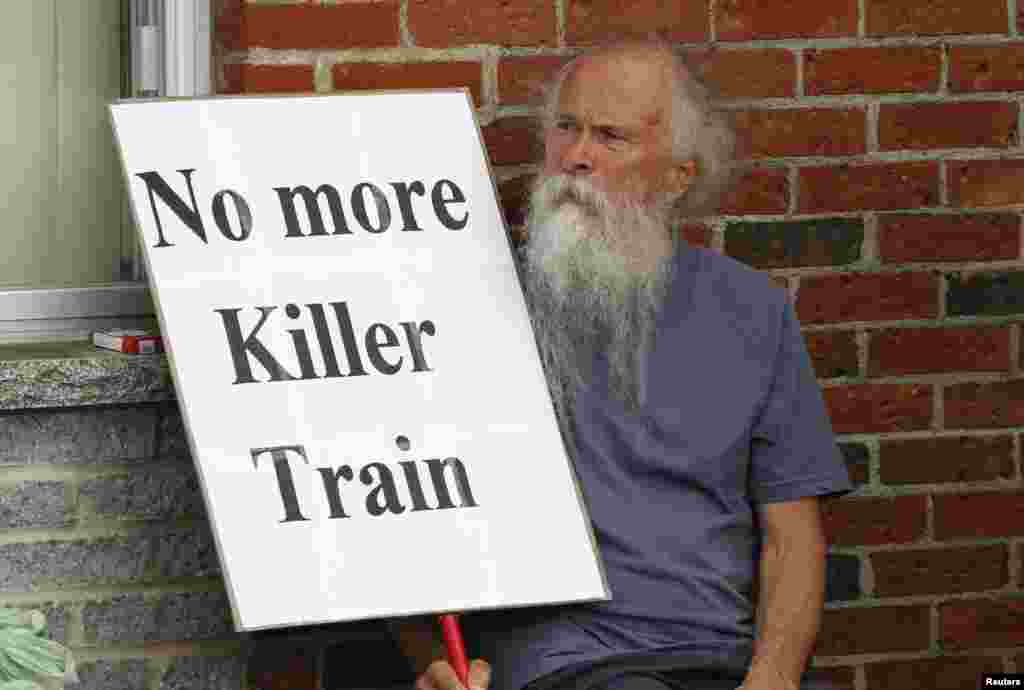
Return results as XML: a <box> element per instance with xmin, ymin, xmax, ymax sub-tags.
<box><xmin>521</xmin><ymin>650</ymin><xmax>840</xmax><ymax>690</ymax></box>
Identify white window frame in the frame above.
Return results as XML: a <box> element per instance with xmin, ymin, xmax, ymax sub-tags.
<box><xmin>0</xmin><ymin>0</ymin><xmax>211</xmax><ymax>342</ymax></box>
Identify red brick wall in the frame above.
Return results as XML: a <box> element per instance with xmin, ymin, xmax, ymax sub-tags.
<box><xmin>215</xmin><ymin>2</ymin><xmax>1024</xmax><ymax>689</ymax></box>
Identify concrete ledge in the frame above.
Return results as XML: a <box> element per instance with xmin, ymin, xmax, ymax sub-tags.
<box><xmin>0</xmin><ymin>340</ymin><xmax>174</xmax><ymax>410</ymax></box>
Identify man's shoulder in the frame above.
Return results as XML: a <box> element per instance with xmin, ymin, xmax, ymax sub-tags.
<box><xmin>682</xmin><ymin>245</ymin><xmax>788</xmax><ymax>312</ymax></box>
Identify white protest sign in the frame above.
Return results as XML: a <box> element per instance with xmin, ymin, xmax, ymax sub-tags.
<box><xmin>109</xmin><ymin>92</ymin><xmax>608</xmax><ymax>632</ymax></box>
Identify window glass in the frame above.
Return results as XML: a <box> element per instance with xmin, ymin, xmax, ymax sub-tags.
<box><xmin>0</xmin><ymin>0</ymin><xmax>129</xmax><ymax>289</ymax></box>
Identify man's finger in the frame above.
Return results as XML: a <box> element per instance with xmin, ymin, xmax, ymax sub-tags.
<box><xmin>424</xmin><ymin>659</ymin><xmax>464</xmax><ymax>690</ymax></box>
<box><xmin>467</xmin><ymin>658</ymin><xmax>492</xmax><ymax>690</ymax></box>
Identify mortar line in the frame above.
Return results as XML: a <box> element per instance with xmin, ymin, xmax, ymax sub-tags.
<box><xmin>939</xmin><ymin>42</ymin><xmax>950</xmax><ymax>95</ymax></box>
<box><xmin>708</xmin><ymin>0</ymin><xmax>718</xmax><ymax>43</ymax></box>
<box><xmin>1006</xmin><ymin>534</ymin><xmax>1021</xmax><ymax>591</ymax></box>
<box><xmin>555</xmin><ymin>0</ymin><xmax>567</xmax><ymax>48</ymax></box>
<box><xmin>938</xmin><ymin>159</ymin><xmax>950</xmax><ymax>207</ymax></box>
<box><xmin>795</xmin><ymin>48</ymin><xmax>805</xmax><ymax>98</ymax></box>
<box><xmin>1010</xmin><ymin>0</ymin><xmax>1019</xmax><ymax>36</ymax></box>
<box><xmin>1010</xmin><ymin>323</ymin><xmax>1022</xmax><ymax>377</ymax></box>
<box><xmin>856</xmin><ymin>328</ymin><xmax>870</xmax><ymax>382</ymax></box>
<box><xmin>1014</xmin><ymin>432</ymin><xmax>1023</xmax><ymax>481</ymax></box>
<box><xmin>1020</xmin><ymin>211</ymin><xmax>1024</xmax><ymax>260</ymax></box>
<box><xmin>861</xmin><ymin>211</ymin><xmax>879</xmax><ymax>264</ymax></box>
<box><xmin>787</xmin><ymin>166</ymin><xmax>799</xmax><ymax>215</ymax></box>
<box><xmin>857</xmin><ymin>0</ymin><xmax>867</xmax><ymax>37</ymax></box>
<box><xmin>866</xmin><ymin>101</ymin><xmax>880</xmax><ymax>154</ymax></box>
<box><xmin>854</xmin><ymin>665</ymin><xmax>866</xmax><ymax>690</ymax></box>
<box><xmin>933</xmin><ymin>381</ymin><xmax>945</xmax><ymax>432</ymax></box>
<box><xmin>398</xmin><ymin>0</ymin><xmax>413</xmax><ymax>48</ymax></box>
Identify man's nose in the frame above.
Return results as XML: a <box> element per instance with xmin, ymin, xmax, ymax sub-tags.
<box><xmin>561</xmin><ymin>132</ymin><xmax>593</xmax><ymax>175</ymax></box>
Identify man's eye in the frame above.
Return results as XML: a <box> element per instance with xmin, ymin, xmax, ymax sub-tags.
<box><xmin>554</xmin><ymin>120</ymin><xmax>575</xmax><ymax>132</ymax></box>
<box><xmin>597</xmin><ymin>128</ymin><xmax>625</xmax><ymax>142</ymax></box>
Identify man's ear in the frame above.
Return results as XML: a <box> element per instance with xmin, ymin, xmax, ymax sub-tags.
<box><xmin>666</xmin><ymin>159</ymin><xmax>698</xmax><ymax>195</ymax></box>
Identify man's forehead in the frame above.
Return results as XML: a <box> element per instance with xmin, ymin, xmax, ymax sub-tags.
<box><xmin>557</xmin><ymin>49</ymin><xmax>672</xmax><ymax>129</ymax></box>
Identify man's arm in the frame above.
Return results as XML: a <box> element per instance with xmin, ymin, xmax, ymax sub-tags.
<box><xmin>741</xmin><ymin>496</ymin><xmax>827</xmax><ymax>690</ymax></box>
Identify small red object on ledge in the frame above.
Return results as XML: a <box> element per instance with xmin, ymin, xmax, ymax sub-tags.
<box><xmin>92</xmin><ymin>329</ymin><xmax>164</xmax><ymax>355</ymax></box>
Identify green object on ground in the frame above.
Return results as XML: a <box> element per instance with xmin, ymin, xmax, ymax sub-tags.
<box><xmin>0</xmin><ymin>609</ymin><xmax>71</xmax><ymax>690</ymax></box>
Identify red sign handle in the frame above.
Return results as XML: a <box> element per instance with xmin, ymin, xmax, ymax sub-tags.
<box><xmin>439</xmin><ymin>613</ymin><xmax>469</xmax><ymax>687</ymax></box>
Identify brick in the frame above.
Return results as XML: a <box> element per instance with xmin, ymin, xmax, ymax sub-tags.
<box><xmin>804</xmin><ymin>330</ymin><xmax>859</xmax><ymax>379</ymax></box>
<box><xmin>0</xmin><ymin>528</ymin><xmax>219</xmax><ymax>591</ymax></box>
<box><xmin>685</xmin><ymin>48</ymin><xmax>796</xmax><ymax>99</ymax></box>
<box><xmin>409</xmin><ymin>0</ymin><xmax>556</xmax><ymax>47</ymax></box>
<box><xmin>799</xmin><ymin>162</ymin><xmax>939</xmax><ymax>213</ymax></box>
<box><xmin>872</xmin><ymin>544</ymin><xmax>1008</xmax><ymax>596</ymax></box>
<box><xmin>805</xmin><ymin>46</ymin><xmax>942</xmax><ymax>95</ymax></box>
<box><xmin>806</xmin><ymin>666</ymin><xmax>854</xmax><ymax>690</ymax></box>
<box><xmin>498</xmin><ymin>55</ymin><xmax>572</xmax><ymax>105</ymax></box>
<box><xmin>157</xmin><ymin>403</ymin><xmax>190</xmax><ymax>460</ymax></box>
<box><xmin>0</xmin><ymin>538</ymin><xmax>148</xmax><ymax>591</ymax></box>
<box><xmin>880</xmin><ymin>102</ymin><xmax>1018</xmax><ymax>151</ymax></box>
<box><xmin>865</xmin><ymin>656</ymin><xmax>1005</xmax><ymax>690</ymax></box>
<box><xmin>935</xmin><ymin>491</ymin><xmax>1024</xmax><ymax>538</ymax></box>
<box><xmin>825</xmin><ymin>553</ymin><xmax>861</xmax><ymax>602</ymax></box>
<box><xmin>867</xmin><ymin>0</ymin><xmax>1009</xmax><ymax>36</ymax></box>
<box><xmin>241</xmin><ymin>3</ymin><xmax>399</xmax><ymax>49</ymax></box>
<box><xmin>214</xmin><ymin>0</ymin><xmax>243</xmax><ymax>51</ymax></box>
<box><xmin>824</xmin><ymin>383</ymin><xmax>933</xmax><ymax>433</ymax></box>
<box><xmin>718</xmin><ymin>167</ymin><xmax>789</xmax><ymax>215</ymax></box>
<box><xmin>565</xmin><ymin>0</ymin><xmax>708</xmax><ymax>44</ymax></box>
<box><xmin>79</xmin><ymin>467</ymin><xmax>205</xmax><ymax>522</ymax></box>
<box><xmin>0</xmin><ymin>406</ymin><xmax>157</xmax><ymax>465</ymax></box>
<box><xmin>716</xmin><ymin>0</ymin><xmax>856</xmax><ymax>40</ymax></box>
<box><xmin>733</xmin><ymin>108</ymin><xmax>865</xmax><ymax>159</ymax></box>
<box><xmin>159</xmin><ymin>655</ymin><xmax>244</xmax><ymax>690</ymax></box>
<box><xmin>878</xmin><ymin>212</ymin><xmax>1020</xmax><ymax>263</ymax></box>
<box><xmin>949</xmin><ymin>159</ymin><xmax>1024</xmax><ymax>207</ymax></box>
<box><xmin>941</xmin><ymin>598</ymin><xmax>1024</xmax><ymax>649</ymax></box>
<box><xmin>482</xmin><ymin>117</ymin><xmax>541</xmax><ymax>167</ymax></box>
<box><xmin>821</xmin><ymin>495</ymin><xmax>927</xmax><ymax>545</ymax></box>
<box><xmin>0</xmin><ymin>481</ymin><xmax>67</xmax><ymax>528</ymax></box>
<box><xmin>76</xmin><ymin>659</ymin><xmax>147</xmax><ymax>690</ymax></box>
<box><xmin>678</xmin><ymin>223</ymin><xmax>713</xmax><ymax>248</ymax></box>
<box><xmin>796</xmin><ymin>272</ymin><xmax>938</xmax><ymax>324</ymax></box>
<box><xmin>869</xmin><ymin>325</ymin><xmax>1011</xmax><ymax>375</ymax></box>
<box><xmin>222</xmin><ymin>64</ymin><xmax>313</xmax><ymax>94</ymax></box>
<box><xmin>950</xmin><ymin>44</ymin><xmax>1024</xmax><ymax>92</ymax></box>
<box><xmin>838</xmin><ymin>442</ymin><xmax>870</xmax><ymax>486</ymax></box>
<box><xmin>246</xmin><ymin>642</ymin><xmax>320</xmax><ymax>690</ymax></box>
<box><xmin>816</xmin><ymin>605</ymin><xmax>930</xmax><ymax>655</ymax></box>
<box><xmin>880</xmin><ymin>434</ymin><xmax>1015</xmax><ymax>485</ymax></box>
<box><xmin>947</xmin><ymin>271</ymin><xmax>1024</xmax><ymax>317</ymax></box>
<box><xmin>332</xmin><ymin>62</ymin><xmax>483</xmax><ymax>107</ymax></box>
<box><xmin>724</xmin><ymin>218</ymin><xmax>862</xmax><ymax>269</ymax></box>
<box><xmin>945</xmin><ymin>380</ymin><xmax>1024</xmax><ymax>429</ymax></box>
<box><xmin>83</xmin><ymin>590</ymin><xmax>233</xmax><ymax>643</ymax></box>
<box><xmin>149</xmin><ymin>527</ymin><xmax>222</xmax><ymax>579</ymax></box>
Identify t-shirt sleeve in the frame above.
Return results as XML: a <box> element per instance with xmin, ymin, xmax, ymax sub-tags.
<box><xmin>748</xmin><ymin>300</ymin><xmax>853</xmax><ymax>503</ymax></box>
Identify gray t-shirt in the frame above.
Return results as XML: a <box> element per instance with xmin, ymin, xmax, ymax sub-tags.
<box><xmin>467</xmin><ymin>245</ymin><xmax>852</xmax><ymax>690</ymax></box>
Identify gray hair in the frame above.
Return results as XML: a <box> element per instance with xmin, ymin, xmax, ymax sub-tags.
<box><xmin>540</xmin><ymin>42</ymin><xmax>737</xmax><ymax>219</ymax></box>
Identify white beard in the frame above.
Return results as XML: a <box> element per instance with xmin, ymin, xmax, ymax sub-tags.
<box><xmin>522</xmin><ymin>174</ymin><xmax>676</xmax><ymax>429</ymax></box>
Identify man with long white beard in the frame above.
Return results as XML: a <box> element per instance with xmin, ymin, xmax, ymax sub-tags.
<box><xmin>391</xmin><ymin>40</ymin><xmax>851</xmax><ymax>690</ymax></box>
